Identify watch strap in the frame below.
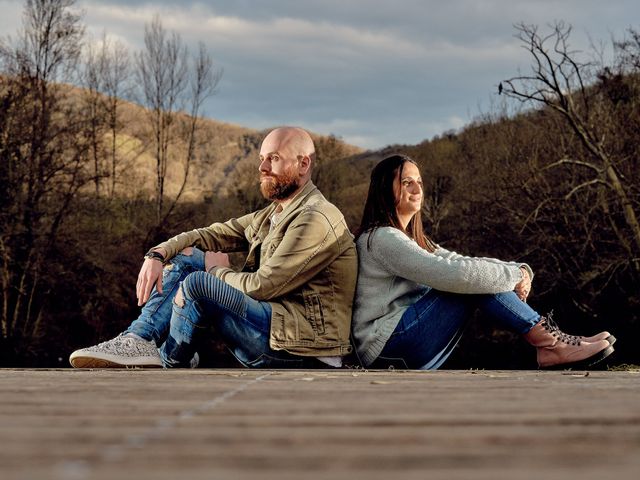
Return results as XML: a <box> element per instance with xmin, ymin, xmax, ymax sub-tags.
<box><xmin>144</xmin><ymin>250</ymin><xmax>166</xmax><ymax>262</ymax></box>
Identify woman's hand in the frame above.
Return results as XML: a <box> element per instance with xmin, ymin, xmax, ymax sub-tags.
<box><xmin>514</xmin><ymin>267</ymin><xmax>531</xmax><ymax>302</ymax></box>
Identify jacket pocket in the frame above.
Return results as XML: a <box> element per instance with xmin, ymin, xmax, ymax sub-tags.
<box><xmin>303</xmin><ymin>291</ymin><xmax>326</xmax><ymax>336</ymax></box>
<box><xmin>262</xmin><ymin>234</ymin><xmax>283</xmax><ymax>263</ymax></box>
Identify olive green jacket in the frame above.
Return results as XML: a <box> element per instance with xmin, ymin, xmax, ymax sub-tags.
<box><xmin>154</xmin><ymin>181</ymin><xmax>357</xmax><ymax>356</ymax></box>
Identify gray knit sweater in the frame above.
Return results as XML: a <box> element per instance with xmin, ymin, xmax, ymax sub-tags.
<box><xmin>352</xmin><ymin>227</ymin><xmax>532</xmax><ymax>366</ymax></box>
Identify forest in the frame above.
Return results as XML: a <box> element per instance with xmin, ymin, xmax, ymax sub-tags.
<box><xmin>1</xmin><ymin>1</ymin><xmax>638</xmax><ymax>368</ymax></box>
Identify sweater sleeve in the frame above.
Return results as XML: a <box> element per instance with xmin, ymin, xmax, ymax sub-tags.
<box><xmin>433</xmin><ymin>245</ymin><xmax>534</xmax><ymax>280</ymax></box>
<box><xmin>367</xmin><ymin>228</ymin><xmax>526</xmax><ymax>294</ymax></box>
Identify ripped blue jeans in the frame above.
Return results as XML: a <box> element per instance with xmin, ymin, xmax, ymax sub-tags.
<box><xmin>126</xmin><ymin>247</ymin><xmax>318</xmax><ymax>368</ymax></box>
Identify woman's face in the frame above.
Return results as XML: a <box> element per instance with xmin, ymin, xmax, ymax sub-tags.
<box><xmin>394</xmin><ymin>161</ymin><xmax>423</xmax><ymax>220</ymax></box>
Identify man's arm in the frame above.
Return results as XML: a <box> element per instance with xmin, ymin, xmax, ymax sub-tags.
<box><xmin>154</xmin><ymin>213</ymin><xmax>256</xmax><ymax>260</ymax></box>
<box><xmin>136</xmin><ymin>213</ymin><xmax>257</xmax><ymax>305</ymax></box>
<box><xmin>211</xmin><ymin>210</ymin><xmax>342</xmax><ymax>300</ymax></box>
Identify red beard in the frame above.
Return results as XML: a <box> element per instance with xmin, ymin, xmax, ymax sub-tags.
<box><xmin>260</xmin><ymin>167</ymin><xmax>299</xmax><ymax>200</ymax></box>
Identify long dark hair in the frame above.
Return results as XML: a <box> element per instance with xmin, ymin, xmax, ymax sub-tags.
<box><xmin>356</xmin><ymin>154</ymin><xmax>436</xmax><ymax>252</ymax></box>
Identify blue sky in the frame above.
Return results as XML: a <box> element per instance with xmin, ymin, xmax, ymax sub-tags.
<box><xmin>1</xmin><ymin>0</ymin><xmax>638</xmax><ymax>149</ymax></box>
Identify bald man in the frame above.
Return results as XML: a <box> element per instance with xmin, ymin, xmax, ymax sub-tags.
<box><xmin>70</xmin><ymin>127</ymin><xmax>357</xmax><ymax>369</ymax></box>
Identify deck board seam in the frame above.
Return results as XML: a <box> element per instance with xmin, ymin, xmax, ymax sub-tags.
<box><xmin>54</xmin><ymin>371</ymin><xmax>274</xmax><ymax>477</ymax></box>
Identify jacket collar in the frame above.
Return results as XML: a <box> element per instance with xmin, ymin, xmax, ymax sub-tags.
<box><xmin>271</xmin><ymin>180</ymin><xmax>318</xmax><ymax>222</ymax></box>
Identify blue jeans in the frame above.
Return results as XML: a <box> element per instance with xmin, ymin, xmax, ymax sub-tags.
<box><xmin>371</xmin><ymin>289</ymin><xmax>540</xmax><ymax>370</ymax></box>
<box><xmin>127</xmin><ymin>248</ymin><xmax>318</xmax><ymax>368</ymax></box>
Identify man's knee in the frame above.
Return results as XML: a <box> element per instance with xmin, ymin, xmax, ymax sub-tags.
<box><xmin>180</xmin><ymin>270</ymin><xmax>233</xmax><ymax>307</ymax></box>
<box><xmin>169</xmin><ymin>247</ymin><xmax>202</xmax><ymax>271</ymax></box>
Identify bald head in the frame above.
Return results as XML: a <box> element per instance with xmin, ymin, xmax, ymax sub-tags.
<box><xmin>261</xmin><ymin>127</ymin><xmax>316</xmax><ymax>170</ymax></box>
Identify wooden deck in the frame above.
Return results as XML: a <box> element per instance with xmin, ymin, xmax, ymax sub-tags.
<box><xmin>1</xmin><ymin>369</ymin><xmax>639</xmax><ymax>480</ymax></box>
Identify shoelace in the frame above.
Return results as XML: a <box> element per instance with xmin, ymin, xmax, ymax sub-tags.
<box><xmin>95</xmin><ymin>334</ymin><xmax>152</xmax><ymax>353</ymax></box>
<box><xmin>541</xmin><ymin>312</ymin><xmax>581</xmax><ymax>346</ymax></box>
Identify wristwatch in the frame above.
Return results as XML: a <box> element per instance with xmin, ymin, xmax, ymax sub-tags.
<box><xmin>144</xmin><ymin>250</ymin><xmax>166</xmax><ymax>263</ymax></box>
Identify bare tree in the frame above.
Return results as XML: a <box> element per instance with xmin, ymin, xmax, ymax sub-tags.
<box><xmin>615</xmin><ymin>28</ymin><xmax>640</xmax><ymax>71</ymax></box>
<box><xmin>101</xmin><ymin>36</ymin><xmax>131</xmax><ymax>198</ymax></box>
<box><xmin>501</xmin><ymin>22</ymin><xmax>640</xmax><ymax>266</ymax></box>
<box><xmin>83</xmin><ymin>37</ymin><xmax>108</xmax><ymax>196</ymax></box>
<box><xmin>160</xmin><ymin>42</ymin><xmax>220</xmax><ymax>224</ymax></box>
<box><xmin>82</xmin><ymin>32</ymin><xmax>132</xmax><ymax>198</ymax></box>
<box><xmin>0</xmin><ymin>0</ymin><xmax>89</xmax><ymax>344</ymax></box>
<box><xmin>135</xmin><ymin>16</ymin><xmax>221</xmax><ymax>225</ymax></box>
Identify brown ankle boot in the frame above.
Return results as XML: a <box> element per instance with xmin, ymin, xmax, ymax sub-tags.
<box><xmin>582</xmin><ymin>331</ymin><xmax>616</xmax><ymax>345</ymax></box>
<box><xmin>539</xmin><ymin>312</ymin><xmax>616</xmax><ymax>346</ymax></box>
<box><xmin>523</xmin><ymin>315</ymin><xmax>614</xmax><ymax>369</ymax></box>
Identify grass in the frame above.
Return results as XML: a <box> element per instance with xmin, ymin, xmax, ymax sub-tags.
<box><xmin>608</xmin><ymin>364</ymin><xmax>640</xmax><ymax>372</ymax></box>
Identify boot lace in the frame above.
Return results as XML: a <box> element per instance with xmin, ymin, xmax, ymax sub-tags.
<box><xmin>540</xmin><ymin>311</ymin><xmax>581</xmax><ymax>346</ymax></box>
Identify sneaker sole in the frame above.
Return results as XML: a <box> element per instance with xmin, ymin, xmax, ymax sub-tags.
<box><xmin>69</xmin><ymin>354</ymin><xmax>163</xmax><ymax>369</ymax></box>
<box><xmin>542</xmin><ymin>345</ymin><xmax>615</xmax><ymax>371</ymax></box>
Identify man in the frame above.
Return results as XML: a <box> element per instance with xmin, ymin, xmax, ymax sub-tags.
<box><xmin>70</xmin><ymin>127</ymin><xmax>357</xmax><ymax>368</ymax></box>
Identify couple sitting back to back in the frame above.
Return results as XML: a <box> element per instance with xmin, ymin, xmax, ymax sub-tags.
<box><xmin>70</xmin><ymin>127</ymin><xmax>615</xmax><ymax>370</ymax></box>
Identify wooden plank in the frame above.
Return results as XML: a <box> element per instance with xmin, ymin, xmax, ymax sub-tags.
<box><xmin>0</xmin><ymin>369</ymin><xmax>638</xmax><ymax>480</ymax></box>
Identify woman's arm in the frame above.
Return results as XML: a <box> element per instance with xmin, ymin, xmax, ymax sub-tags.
<box><xmin>367</xmin><ymin>227</ymin><xmax>527</xmax><ymax>295</ymax></box>
<box><xmin>434</xmin><ymin>244</ymin><xmax>534</xmax><ymax>279</ymax></box>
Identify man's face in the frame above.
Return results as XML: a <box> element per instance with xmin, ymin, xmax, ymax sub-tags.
<box><xmin>258</xmin><ymin>136</ymin><xmax>301</xmax><ymax>201</ymax></box>
<box><xmin>259</xmin><ymin>160</ymin><xmax>299</xmax><ymax>201</ymax></box>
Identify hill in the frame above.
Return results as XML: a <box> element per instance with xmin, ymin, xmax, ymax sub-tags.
<box><xmin>71</xmin><ymin>88</ymin><xmax>364</xmax><ymax>204</ymax></box>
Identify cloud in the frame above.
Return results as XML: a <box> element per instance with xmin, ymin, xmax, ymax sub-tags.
<box><xmin>2</xmin><ymin>0</ymin><xmax>638</xmax><ymax>149</ymax></box>
<box><xmin>0</xmin><ymin>1</ymin><xmax>24</xmax><ymax>39</ymax></box>
<box><xmin>418</xmin><ymin>116</ymin><xmax>467</xmax><ymax>138</ymax></box>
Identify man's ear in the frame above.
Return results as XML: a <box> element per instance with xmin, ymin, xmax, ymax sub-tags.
<box><xmin>297</xmin><ymin>155</ymin><xmax>311</xmax><ymax>175</ymax></box>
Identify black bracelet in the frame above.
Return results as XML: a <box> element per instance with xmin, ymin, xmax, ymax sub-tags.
<box><xmin>144</xmin><ymin>250</ymin><xmax>165</xmax><ymax>263</ymax></box>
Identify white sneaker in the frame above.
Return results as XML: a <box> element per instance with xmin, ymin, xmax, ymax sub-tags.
<box><xmin>69</xmin><ymin>333</ymin><xmax>163</xmax><ymax>368</ymax></box>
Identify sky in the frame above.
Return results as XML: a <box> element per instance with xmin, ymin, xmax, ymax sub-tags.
<box><xmin>0</xmin><ymin>0</ymin><xmax>638</xmax><ymax>149</ymax></box>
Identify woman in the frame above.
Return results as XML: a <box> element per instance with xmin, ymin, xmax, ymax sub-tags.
<box><xmin>352</xmin><ymin>154</ymin><xmax>614</xmax><ymax>370</ymax></box>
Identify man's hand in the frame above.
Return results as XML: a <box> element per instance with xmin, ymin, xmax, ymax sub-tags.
<box><xmin>205</xmin><ymin>251</ymin><xmax>231</xmax><ymax>272</ymax></box>
<box><xmin>136</xmin><ymin>248</ymin><xmax>167</xmax><ymax>306</ymax></box>
<box><xmin>514</xmin><ymin>267</ymin><xmax>532</xmax><ymax>302</ymax></box>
